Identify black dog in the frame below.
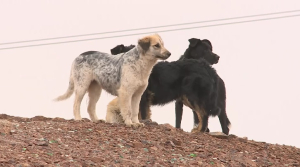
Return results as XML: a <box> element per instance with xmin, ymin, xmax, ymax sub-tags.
<box><xmin>111</xmin><ymin>43</ymin><xmax>221</xmax><ymax>133</ymax></box>
<box><xmin>141</xmin><ymin>59</ymin><xmax>221</xmax><ymax>132</ymax></box>
<box><xmin>110</xmin><ymin>44</ymin><xmax>135</xmax><ymax>55</ymax></box>
<box><xmin>175</xmin><ymin>38</ymin><xmax>231</xmax><ymax>135</ymax></box>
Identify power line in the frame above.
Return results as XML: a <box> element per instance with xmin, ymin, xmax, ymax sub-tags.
<box><xmin>1</xmin><ymin>13</ymin><xmax>300</xmax><ymax>51</ymax></box>
<box><xmin>1</xmin><ymin>9</ymin><xmax>300</xmax><ymax>46</ymax></box>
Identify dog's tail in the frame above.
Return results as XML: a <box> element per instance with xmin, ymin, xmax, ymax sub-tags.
<box><xmin>53</xmin><ymin>76</ymin><xmax>74</xmax><ymax>101</ymax></box>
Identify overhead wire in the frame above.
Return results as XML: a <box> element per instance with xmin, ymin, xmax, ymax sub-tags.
<box><xmin>1</xmin><ymin>13</ymin><xmax>300</xmax><ymax>51</ymax></box>
<box><xmin>1</xmin><ymin>9</ymin><xmax>300</xmax><ymax>46</ymax></box>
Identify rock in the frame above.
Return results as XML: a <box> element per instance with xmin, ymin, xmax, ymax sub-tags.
<box><xmin>52</xmin><ymin>117</ymin><xmax>66</xmax><ymax>122</ymax></box>
<box><xmin>198</xmin><ymin>161</ymin><xmax>203</xmax><ymax>165</ymax></box>
<box><xmin>31</xmin><ymin>115</ymin><xmax>51</xmax><ymax>121</ymax></box>
<box><xmin>9</xmin><ymin>130</ymin><xmax>16</xmax><ymax>135</ymax></box>
<box><xmin>172</xmin><ymin>138</ymin><xmax>182</xmax><ymax>146</ymax></box>
<box><xmin>229</xmin><ymin>134</ymin><xmax>238</xmax><ymax>138</ymax></box>
<box><xmin>150</xmin><ymin>146</ymin><xmax>158</xmax><ymax>151</ymax></box>
<box><xmin>238</xmin><ymin>137</ymin><xmax>248</xmax><ymax>143</ymax></box>
<box><xmin>16</xmin><ymin>163</ymin><xmax>31</xmax><ymax>167</ymax></box>
<box><xmin>90</xmin><ymin>157</ymin><xmax>105</xmax><ymax>163</ymax></box>
<box><xmin>209</xmin><ymin>132</ymin><xmax>229</xmax><ymax>139</ymax></box>
<box><xmin>162</xmin><ymin>123</ymin><xmax>176</xmax><ymax>132</ymax></box>
<box><xmin>35</xmin><ymin>141</ymin><xmax>48</xmax><ymax>146</ymax></box>
<box><xmin>132</xmin><ymin>142</ymin><xmax>143</xmax><ymax>148</ymax></box>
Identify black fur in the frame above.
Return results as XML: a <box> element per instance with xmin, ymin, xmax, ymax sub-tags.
<box><xmin>175</xmin><ymin>38</ymin><xmax>231</xmax><ymax>135</ymax></box>
<box><xmin>110</xmin><ymin>44</ymin><xmax>135</xmax><ymax>55</ymax></box>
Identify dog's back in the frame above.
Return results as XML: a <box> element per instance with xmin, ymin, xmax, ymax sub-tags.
<box><xmin>72</xmin><ymin>48</ymin><xmax>139</xmax><ymax>96</ymax></box>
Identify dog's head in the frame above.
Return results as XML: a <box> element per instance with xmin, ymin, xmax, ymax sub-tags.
<box><xmin>137</xmin><ymin>34</ymin><xmax>171</xmax><ymax>60</ymax></box>
<box><xmin>184</xmin><ymin>38</ymin><xmax>220</xmax><ymax>65</ymax></box>
<box><xmin>110</xmin><ymin>44</ymin><xmax>136</xmax><ymax>55</ymax></box>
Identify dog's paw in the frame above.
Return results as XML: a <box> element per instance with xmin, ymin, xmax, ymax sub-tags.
<box><xmin>140</xmin><ymin>119</ymin><xmax>158</xmax><ymax>126</ymax></box>
<box><xmin>131</xmin><ymin>122</ymin><xmax>145</xmax><ymax>129</ymax></box>
<box><xmin>95</xmin><ymin>119</ymin><xmax>106</xmax><ymax>123</ymax></box>
<box><xmin>74</xmin><ymin>117</ymin><xmax>82</xmax><ymax>121</ymax></box>
<box><xmin>139</xmin><ymin>119</ymin><xmax>152</xmax><ymax>124</ymax></box>
<box><xmin>124</xmin><ymin>119</ymin><xmax>133</xmax><ymax>127</ymax></box>
<box><xmin>191</xmin><ymin>128</ymin><xmax>201</xmax><ymax>133</ymax></box>
<box><xmin>191</xmin><ymin>127</ymin><xmax>207</xmax><ymax>134</ymax></box>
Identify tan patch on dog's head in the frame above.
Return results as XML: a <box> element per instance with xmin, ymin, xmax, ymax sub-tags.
<box><xmin>138</xmin><ymin>34</ymin><xmax>171</xmax><ymax>60</ymax></box>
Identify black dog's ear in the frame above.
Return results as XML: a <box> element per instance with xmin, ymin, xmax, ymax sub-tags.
<box><xmin>202</xmin><ymin>39</ymin><xmax>213</xmax><ymax>50</ymax></box>
<box><xmin>138</xmin><ymin>37</ymin><xmax>150</xmax><ymax>51</ymax></box>
<box><xmin>129</xmin><ymin>44</ymin><xmax>136</xmax><ymax>48</ymax></box>
<box><xmin>118</xmin><ymin>44</ymin><xmax>125</xmax><ymax>52</ymax></box>
<box><xmin>111</xmin><ymin>44</ymin><xmax>125</xmax><ymax>55</ymax></box>
<box><xmin>123</xmin><ymin>44</ymin><xmax>135</xmax><ymax>52</ymax></box>
<box><xmin>127</xmin><ymin>44</ymin><xmax>135</xmax><ymax>51</ymax></box>
<box><xmin>188</xmin><ymin>38</ymin><xmax>201</xmax><ymax>48</ymax></box>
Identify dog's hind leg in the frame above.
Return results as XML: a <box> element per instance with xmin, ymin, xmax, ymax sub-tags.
<box><xmin>106</xmin><ymin>98</ymin><xmax>124</xmax><ymax>123</ymax></box>
<box><xmin>191</xmin><ymin>110</ymin><xmax>210</xmax><ymax>132</ymax></box>
<box><xmin>73</xmin><ymin>77</ymin><xmax>92</xmax><ymax>121</ymax></box>
<box><xmin>87</xmin><ymin>81</ymin><xmax>102</xmax><ymax>122</ymax></box>
<box><xmin>191</xmin><ymin>107</ymin><xmax>208</xmax><ymax>133</ymax></box>
<box><xmin>73</xmin><ymin>87</ymin><xmax>87</xmax><ymax>121</ymax></box>
<box><xmin>192</xmin><ymin>110</ymin><xmax>201</xmax><ymax>128</ymax></box>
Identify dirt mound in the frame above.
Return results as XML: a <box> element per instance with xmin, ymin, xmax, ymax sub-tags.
<box><xmin>0</xmin><ymin>114</ymin><xmax>299</xmax><ymax>166</ymax></box>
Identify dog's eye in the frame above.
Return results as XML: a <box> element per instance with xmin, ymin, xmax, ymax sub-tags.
<box><xmin>154</xmin><ymin>44</ymin><xmax>160</xmax><ymax>48</ymax></box>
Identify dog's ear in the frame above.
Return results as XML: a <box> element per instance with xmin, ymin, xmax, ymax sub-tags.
<box><xmin>202</xmin><ymin>39</ymin><xmax>213</xmax><ymax>50</ymax></box>
<box><xmin>138</xmin><ymin>37</ymin><xmax>151</xmax><ymax>51</ymax></box>
<box><xmin>129</xmin><ymin>44</ymin><xmax>136</xmax><ymax>48</ymax></box>
<box><xmin>111</xmin><ymin>44</ymin><xmax>125</xmax><ymax>55</ymax></box>
<box><xmin>119</xmin><ymin>44</ymin><xmax>125</xmax><ymax>52</ymax></box>
<box><xmin>124</xmin><ymin>45</ymin><xmax>135</xmax><ymax>52</ymax></box>
<box><xmin>188</xmin><ymin>38</ymin><xmax>201</xmax><ymax>48</ymax></box>
<box><xmin>127</xmin><ymin>44</ymin><xmax>135</xmax><ymax>50</ymax></box>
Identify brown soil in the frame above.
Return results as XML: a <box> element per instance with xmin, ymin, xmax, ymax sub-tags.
<box><xmin>0</xmin><ymin>114</ymin><xmax>299</xmax><ymax>167</ymax></box>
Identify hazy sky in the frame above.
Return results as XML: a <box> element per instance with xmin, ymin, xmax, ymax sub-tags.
<box><xmin>1</xmin><ymin>1</ymin><xmax>300</xmax><ymax>148</ymax></box>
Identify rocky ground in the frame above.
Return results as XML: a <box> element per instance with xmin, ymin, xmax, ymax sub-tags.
<box><xmin>0</xmin><ymin>114</ymin><xmax>299</xmax><ymax>167</ymax></box>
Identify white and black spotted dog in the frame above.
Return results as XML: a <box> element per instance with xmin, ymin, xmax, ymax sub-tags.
<box><xmin>54</xmin><ymin>34</ymin><xmax>171</xmax><ymax>127</ymax></box>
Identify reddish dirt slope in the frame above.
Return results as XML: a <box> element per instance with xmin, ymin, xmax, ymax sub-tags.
<box><xmin>0</xmin><ymin>114</ymin><xmax>299</xmax><ymax>166</ymax></box>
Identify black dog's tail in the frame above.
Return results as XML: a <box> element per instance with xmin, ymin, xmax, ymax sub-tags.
<box><xmin>182</xmin><ymin>75</ymin><xmax>220</xmax><ymax>115</ymax></box>
<box><xmin>217</xmin><ymin>78</ymin><xmax>231</xmax><ymax>134</ymax></box>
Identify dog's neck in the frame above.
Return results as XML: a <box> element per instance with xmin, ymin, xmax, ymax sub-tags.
<box><xmin>179</xmin><ymin>48</ymin><xmax>191</xmax><ymax>60</ymax></box>
<box><xmin>136</xmin><ymin>46</ymin><xmax>158</xmax><ymax>79</ymax></box>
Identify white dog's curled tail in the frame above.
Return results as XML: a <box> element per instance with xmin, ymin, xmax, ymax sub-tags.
<box><xmin>53</xmin><ymin>78</ymin><xmax>74</xmax><ymax>101</ymax></box>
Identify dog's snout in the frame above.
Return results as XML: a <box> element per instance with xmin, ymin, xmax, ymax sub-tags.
<box><xmin>166</xmin><ymin>51</ymin><xmax>171</xmax><ymax>57</ymax></box>
<box><xmin>216</xmin><ymin>55</ymin><xmax>220</xmax><ymax>60</ymax></box>
<box><xmin>159</xmin><ymin>50</ymin><xmax>171</xmax><ymax>60</ymax></box>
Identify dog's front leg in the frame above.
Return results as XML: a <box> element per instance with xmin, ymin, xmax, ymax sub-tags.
<box><xmin>130</xmin><ymin>86</ymin><xmax>147</xmax><ymax>128</ymax></box>
<box><xmin>175</xmin><ymin>100</ymin><xmax>184</xmax><ymax>128</ymax></box>
<box><xmin>118</xmin><ymin>88</ymin><xmax>133</xmax><ymax>127</ymax></box>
